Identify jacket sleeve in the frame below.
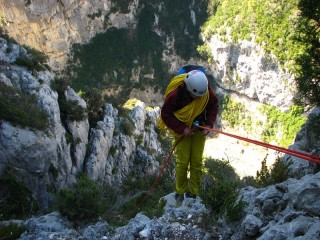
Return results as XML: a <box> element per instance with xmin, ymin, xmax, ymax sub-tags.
<box><xmin>160</xmin><ymin>90</ymin><xmax>186</xmax><ymax>135</ymax></box>
<box><xmin>205</xmin><ymin>87</ymin><xmax>219</xmax><ymax>128</ymax></box>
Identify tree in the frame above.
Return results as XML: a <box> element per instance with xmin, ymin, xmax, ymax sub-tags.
<box><xmin>294</xmin><ymin>0</ymin><xmax>320</xmax><ymax>107</ymax></box>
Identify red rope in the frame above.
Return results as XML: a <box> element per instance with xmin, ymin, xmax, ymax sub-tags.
<box><xmin>128</xmin><ymin>137</ymin><xmax>183</xmax><ymax>215</ymax></box>
<box><xmin>199</xmin><ymin>126</ymin><xmax>320</xmax><ymax>164</ymax></box>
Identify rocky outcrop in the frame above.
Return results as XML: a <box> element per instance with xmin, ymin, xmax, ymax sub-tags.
<box><xmin>19</xmin><ymin>193</ymin><xmax>212</xmax><ymax>240</ymax></box>
<box><xmin>10</xmin><ymin>101</ymin><xmax>320</xmax><ymax>239</ymax></box>
<box><xmin>0</xmin><ymin>37</ymin><xmax>76</xmax><ymax>209</ymax></box>
<box><xmin>207</xmin><ymin>35</ymin><xmax>296</xmax><ymax>110</ymax></box>
<box><xmin>0</xmin><ymin>38</ymin><xmax>164</xmax><ymax>209</ymax></box>
<box><xmin>218</xmin><ymin>172</ymin><xmax>320</xmax><ymax>240</ymax></box>
<box><xmin>85</xmin><ymin>101</ymin><xmax>162</xmax><ymax>186</ymax></box>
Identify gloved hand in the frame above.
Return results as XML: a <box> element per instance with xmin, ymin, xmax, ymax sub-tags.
<box><xmin>183</xmin><ymin>127</ymin><xmax>195</xmax><ymax>136</ymax></box>
<box><xmin>201</xmin><ymin>125</ymin><xmax>211</xmax><ymax>136</ymax></box>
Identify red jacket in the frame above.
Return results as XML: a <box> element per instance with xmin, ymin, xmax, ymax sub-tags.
<box><xmin>161</xmin><ymin>82</ymin><xmax>219</xmax><ymax>134</ymax></box>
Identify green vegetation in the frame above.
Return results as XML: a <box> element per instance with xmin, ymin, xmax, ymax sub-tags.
<box><xmin>55</xmin><ymin>174</ymin><xmax>112</xmax><ymax>221</ymax></box>
<box><xmin>222</xmin><ymin>96</ymin><xmax>306</xmax><ymax>147</ymax></box>
<box><xmin>0</xmin><ymin>168</ymin><xmax>38</xmax><ymax>221</ymax></box>
<box><xmin>51</xmin><ymin>78</ymin><xmax>92</xmax><ymax>123</ymax></box>
<box><xmin>15</xmin><ymin>46</ymin><xmax>49</xmax><ymax>72</ymax></box>
<box><xmin>201</xmin><ymin>155</ymin><xmax>291</xmax><ymax>223</ymax></box>
<box><xmin>61</xmin><ymin>0</ymin><xmax>208</xmax><ymax>106</ymax></box>
<box><xmin>201</xmin><ymin>158</ymin><xmax>245</xmax><ymax>222</ymax></box>
<box><xmin>255</xmin><ymin>156</ymin><xmax>291</xmax><ymax>188</ymax></box>
<box><xmin>0</xmin><ymin>223</ymin><xmax>26</xmax><ymax>240</ymax></box>
<box><xmin>201</xmin><ymin>0</ymin><xmax>320</xmax><ymax>106</ymax></box>
<box><xmin>120</xmin><ymin>118</ymin><xmax>135</xmax><ymax>136</ymax></box>
<box><xmin>293</xmin><ymin>0</ymin><xmax>320</xmax><ymax>107</ymax></box>
<box><xmin>221</xmin><ymin>96</ymin><xmax>248</xmax><ymax>128</ymax></box>
<box><xmin>118</xmin><ymin>173</ymin><xmax>175</xmax><ymax>220</ymax></box>
<box><xmin>259</xmin><ymin>104</ymin><xmax>306</xmax><ymax>147</ymax></box>
<box><xmin>202</xmin><ymin>0</ymin><xmax>303</xmax><ymax>66</ymax></box>
<box><xmin>0</xmin><ymin>84</ymin><xmax>49</xmax><ymax>131</ymax></box>
<box><xmin>54</xmin><ymin>171</ymin><xmax>174</xmax><ymax>226</ymax></box>
<box><xmin>306</xmin><ymin>113</ymin><xmax>320</xmax><ymax>156</ymax></box>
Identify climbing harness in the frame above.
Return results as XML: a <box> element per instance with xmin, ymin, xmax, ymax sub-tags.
<box><xmin>193</xmin><ymin>121</ymin><xmax>320</xmax><ymax>164</ymax></box>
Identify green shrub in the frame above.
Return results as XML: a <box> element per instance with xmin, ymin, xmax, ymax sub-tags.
<box><xmin>120</xmin><ymin>118</ymin><xmax>135</xmax><ymax>136</ymax></box>
<box><xmin>0</xmin><ymin>168</ymin><xmax>38</xmax><ymax>221</ymax></box>
<box><xmin>222</xmin><ymin>96</ymin><xmax>306</xmax><ymax>148</ymax></box>
<box><xmin>15</xmin><ymin>45</ymin><xmax>48</xmax><ymax>72</ymax></box>
<box><xmin>0</xmin><ymin>223</ymin><xmax>26</xmax><ymax>240</ymax></box>
<box><xmin>55</xmin><ymin>174</ymin><xmax>107</xmax><ymax>221</ymax></box>
<box><xmin>201</xmin><ymin>158</ymin><xmax>245</xmax><ymax>221</ymax></box>
<box><xmin>82</xmin><ymin>88</ymin><xmax>104</xmax><ymax>127</ymax></box>
<box><xmin>0</xmin><ymin>84</ymin><xmax>49</xmax><ymax>131</ymax></box>
<box><xmin>255</xmin><ymin>156</ymin><xmax>291</xmax><ymax>188</ymax></box>
<box><xmin>221</xmin><ymin>96</ymin><xmax>247</xmax><ymax>128</ymax></box>
<box><xmin>59</xmin><ymin>98</ymin><xmax>87</xmax><ymax>122</ymax></box>
<box><xmin>51</xmin><ymin>78</ymin><xmax>87</xmax><ymax>123</ymax></box>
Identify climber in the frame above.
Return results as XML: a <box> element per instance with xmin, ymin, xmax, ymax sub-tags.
<box><xmin>158</xmin><ymin>65</ymin><xmax>219</xmax><ymax>202</ymax></box>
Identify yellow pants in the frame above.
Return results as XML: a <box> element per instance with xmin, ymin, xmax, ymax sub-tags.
<box><xmin>175</xmin><ymin>130</ymin><xmax>206</xmax><ymax>196</ymax></box>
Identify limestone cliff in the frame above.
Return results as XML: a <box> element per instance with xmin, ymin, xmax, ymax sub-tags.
<box><xmin>0</xmin><ymin>37</ymin><xmax>163</xmax><ymax>209</ymax></box>
<box><xmin>0</xmin><ymin>0</ymin><xmax>138</xmax><ymax>69</ymax></box>
<box><xmin>0</xmin><ymin>0</ymin><xmax>296</xmax><ymax>111</ymax></box>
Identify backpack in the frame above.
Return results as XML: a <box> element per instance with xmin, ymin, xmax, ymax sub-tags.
<box><xmin>176</xmin><ymin>65</ymin><xmax>206</xmax><ymax>75</ymax></box>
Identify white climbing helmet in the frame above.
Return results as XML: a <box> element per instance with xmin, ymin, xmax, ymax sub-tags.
<box><xmin>184</xmin><ymin>70</ymin><xmax>208</xmax><ymax>97</ymax></box>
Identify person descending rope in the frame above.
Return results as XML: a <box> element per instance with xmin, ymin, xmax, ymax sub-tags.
<box><xmin>158</xmin><ymin>65</ymin><xmax>219</xmax><ymax>202</ymax></box>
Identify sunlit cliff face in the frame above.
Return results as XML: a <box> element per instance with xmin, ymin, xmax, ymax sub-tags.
<box><xmin>0</xmin><ymin>0</ymin><xmax>137</xmax><ymax>69</ymax></box>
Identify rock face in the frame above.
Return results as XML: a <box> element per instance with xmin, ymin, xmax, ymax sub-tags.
<box><xmin>0</xmin><ymin>0</ymin><xmax>138</xmax><ymax>69</ymax></box>
<box><xmin>85</xmin><ymin>101</ymin><xmax>162</xmax><ymax>186</ymax></box>
<box><xmin>0</xmin><ymin>0</ymin><xmax>296</xmax><ymax>111</ymax></box>
<box><xmin>0</xmin><ymin>38</ymin><xmax>164</xmax><ymax>209</ymax></box>
<box><xmin>207</xmin><ymin>35</ymin><xmax>296</xmax><ymax>110</ymax></box>
<box><xmin>218</xmin><ymin>172</ymin><xmax>320</xmax><ymax>240</ymax></box>
<box><xmin>0</xmin><ymin>38</ymin><xmax>76</xmax><ymax>209</ymax></box>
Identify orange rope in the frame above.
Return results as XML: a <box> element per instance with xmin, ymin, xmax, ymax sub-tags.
<box><xmin>199</xmin><ymin>126</ymin><xmax>320</xmax><ymax>164</ymax></box>
<box><xmin>128</xmin><ymin>137</ymin><xmax>183</xmax><ymax>215</ymax></box>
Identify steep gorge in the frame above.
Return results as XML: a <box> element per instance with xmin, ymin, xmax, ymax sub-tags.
<box><xmin>1</xmin><ymin>0</ymin><xmax>320</xmax><ymax>239</ymax></box>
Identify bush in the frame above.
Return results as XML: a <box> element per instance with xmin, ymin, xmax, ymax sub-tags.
<box><xmin>55</xmin><ymin>174</ymin><xmax>110</xmax><ymax>221</ymax></box>
<box><xmin>0</xmin><ymin>168</ymin><xmax>38</xmax><ymax>221</ymax></box>
<box><xmin>51</xmin><ymin>78</ymin><xmax>87</xmax><ymax>123</ymax></box>
<box><xmin>201</xmin><ymin>158</ymin><xmax>245</xmax><ymax>221</ymax></box>
<box><xmin>0</xmin><ymin>84</ymin><xmax>49</xmax><ymax>131</ymax></box>
<box><xmin>255</xmin><ymin>156</ymin><xmax>291</xmax><ymax>188</ymax></box>
<box><xmin>117</xmin><ymin>172</ymin><xmax>175</xmax><ymax>221</ymax></box>
<box><xmin>16</xmin><ymin>45</ymin><xmax>48</xmax><ymax>72</ymax></box>
<box><xmin>120</xmin><ymin>118</ymin><xmax>135</xmax><ymax>136</ymax></box>
<box><xmin>0</xmin><ymin>223</ymin><xmax>25</xmax><ymax>240</ymax></box>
